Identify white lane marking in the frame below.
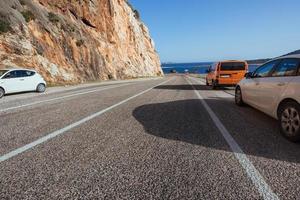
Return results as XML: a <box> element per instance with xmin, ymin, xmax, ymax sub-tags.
<box><xmin>189</xmin><ymin>76</ymin><xmax>235</xmax><ymax>97</ymax></box>
<box><xmin>0</xmin><ymin>83</ymin><xmax>133</xmax><ymax>113</ymax></box>
<box><xmin>0</xmin><ymin>78</ymin><xmax>173</xmax><ymax>163</ymax></box>
<box><xmin>186</xmin><ymin>77</ymin><xmax>279</xmax><ymax>200</ymax></box>
<box><xmin>188</xmin><ymin>76</ymin><xmax>206</xmax><ymax>84</ymax></box>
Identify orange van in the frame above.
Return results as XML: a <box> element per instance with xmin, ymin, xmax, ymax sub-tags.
<box><xmin>206</xmin><ymin>60</ymin><xmax>248</xmax><ymax>89</ymax></box>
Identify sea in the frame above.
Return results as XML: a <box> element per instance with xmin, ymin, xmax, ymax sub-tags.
<box><xmin>161</xmin><ymin>62</ymin><xmax>261</xmax><ymax>74</ymax></box>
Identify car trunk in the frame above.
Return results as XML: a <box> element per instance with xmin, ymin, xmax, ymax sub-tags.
<box><xmin>218</xmin><ymin>62</ymin><xmax>247</xmax><ymax>84</ymax></box>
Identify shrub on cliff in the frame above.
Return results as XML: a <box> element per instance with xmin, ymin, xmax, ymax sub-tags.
<box><xmin>127</xmin><ymin>1</ymin><xmax>141</xmax><ymax>20</ymax></box>
<box><xmin>134</xmin><ymin>10</ymin><xmax>140</xmax><ymax>20</ymax></box>
<box><xmin>21</xmin><ymin>10</ymin><xmax>35</xmax><ymax>22</ymax></box>
<box><xmin>19</xmin><ymin>0</ymin><xmax>26</xmax><ymax>5</ymax></box>
<box><xmin>48</xmin><ymin>12</ymin><xmax>60</xmax><ymax>23</ymax></box>
<box><xmin>76</xmin><ymin>39</ymin><xmax>84</xmax><ymax>47</ymax></box>
<box><xmin>0</xmin><ymin>19</ymin><xmax>11</xmax><ymax>34</ymax></box>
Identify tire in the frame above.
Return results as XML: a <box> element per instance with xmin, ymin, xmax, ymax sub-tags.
<box><xmin>235</xmin><ymin>86</ymin><xmax>244</xmax><ymax>106</ymax></box>
<box><xmin>278</xmin><ymin>101</ymin><xmax>300</xmax><ymax>142</ymax></box>
<box><xmin>36</xmin><ymin>83</ymin><xmax>46</xmax><ymax>93</ymax></box>
<box><xmin>206</xmin><ymin>79</ymin><xmax>209</xmax><ymax>86</ymax></box>
<box><xmin>0</xmin><ymin>87</ymin><xmax>4</xmax><ymax>99</ymax></box>
<box><xmin>212</xmin><ymin>80</ymin><xmax>218</xmax><ymax>90</ymax></box>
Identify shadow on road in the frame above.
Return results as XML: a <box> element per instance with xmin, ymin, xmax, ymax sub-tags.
<box><xmin>154</xmin><ymin>84</ymin><xmax>233</xmax><ymax>91</ymax></box>
<box><xmin>132</xmin><ymin>99</ymin><xmax>300</xmax><ymax>163</ymax></box>
<box><xmin>4</xmin><ymin>91</ymin><xmax>36</xmax><ymax>97</ymax></box>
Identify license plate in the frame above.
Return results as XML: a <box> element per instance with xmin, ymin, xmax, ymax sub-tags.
<box><xmin>220</xmin><ymin>75</ymin><xmax>230</xmax><ymax>78</ymax></box>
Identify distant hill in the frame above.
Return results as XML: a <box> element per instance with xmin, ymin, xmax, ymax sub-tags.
<box><xmin>282</xmin><ymin>49</ymin><xmax>300</xmax><ymax>56</ymax></box>
<box><xmin>247</xmin><ymin>49</ymin><xmax>300</xmax><ymax>64</ymax></box>
<box><xmin>247</xmin><ymin>58</ymin><xmax>271</xmax><ymax>64</ymax></box>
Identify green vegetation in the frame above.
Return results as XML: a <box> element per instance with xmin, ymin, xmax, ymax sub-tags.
<box><xmin>62</xmin><ymin>24</ymin><xmax>76</xmax><ymax>33</ymax></box>
<box><xmin>126</xmin><ymin>1</ymin><xmax>141</xmax><ymax>20</ymax></box>
<box><xmin>68</xmin><ymin>26</ymin><xmax>76</xmax><ymax>33</ymax></box>
<box><xmin>0</xmin><ymin>19</ymin><xmax>11</xmax><ymax>34</ymax></box>
<box><xmin>134</xmin><ymin>10</ymin><xmax>140</xmax><ymax>20</ymax></box>
<box><xmin>48</xmin><ymin>12</ymin><xmax>60</xmax><ymax>23</ymax></box>
<box><xmin>47</xmin><ymin>82</ymin><xmax>67</xmax><ymax>87</ymax></box>
<box><xmin>76</xmin><ymin>39</ymin><xmax>84</xmax><ymax>47</ymax></box>
<box><xmin>19</xmin><ymin>0</ymin><xmax>26</xmax><ymax>5</ymax></box>
<box><xmin>108</xmin><ymin>74</ymin><xmax>114</xmax><ymax>80</ymax></box>
<box><xmin>21</xmin><ymin>10</ymin><xmax>35</xmax><ymax>22</ymax></box>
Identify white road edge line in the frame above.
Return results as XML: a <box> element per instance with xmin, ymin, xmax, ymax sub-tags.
<box><xmin>0</xmin><ymin>83</ymin><xmax>133</xmax><ymax>113</ymax></box>
<box><xmin>0</xmin><ymin>78</ymin><xmax>173</xmax><ymax>163</ymax></box>
<box><xmin>186</xmin><ymin>77</ymin><xmax>279</xmax><ymax>200</ymax></box>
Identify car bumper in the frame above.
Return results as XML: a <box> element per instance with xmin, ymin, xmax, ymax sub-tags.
<box><xmin>217</xmin><ymin>78</ymin><xmax>242</xmax><ymax>86</ymax></box>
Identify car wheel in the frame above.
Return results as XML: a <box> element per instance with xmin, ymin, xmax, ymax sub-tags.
<box><xmin>235</xmin><ymin>87</ymin><xmax>244</xmax><ymax>106</ymax></box>
<box><xmin>212</xmin><ymin>80</ymin><xmax>218</xmax><ymax>90</ymax></box>
<box><xmin>36</xmin><ymin>83</ymin><xmax>46</xmax><ymax>93</ymax></box>
<box><xmin>0</xmin><ymin>88</ymin><xmax>5</xmax><ymax>98</ymax></box>
<box><xmin>206</xmin><ymin>79</ymin><xmax>209</xmax><ymax>86</ymax></box>
<box><xmin>278</xmin><ymin>101</ymin><xmax>300</xmax><ymax>142</ymax></box>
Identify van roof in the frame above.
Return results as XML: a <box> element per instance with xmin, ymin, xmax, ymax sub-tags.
<box><xmin>219</xmin><ymin>60</ymin><xmax>247</xmax><ymax>63</ymax></box>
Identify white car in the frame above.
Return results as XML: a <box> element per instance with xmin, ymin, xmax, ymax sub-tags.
<box><xmin>235</xmin><ymin>55</ymin><xmax>300</xmax><ymax>142</ymax></box>
<box><xmin>0</xmin><ymin>68</ymin><xmax>46</xmax><ymax>98</ymax></box>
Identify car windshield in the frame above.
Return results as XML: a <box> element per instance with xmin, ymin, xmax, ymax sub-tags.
<box><xmin>220</xmin><ymin>62</ymin><xmax>246</xmax><ymax>71</ymax></box>
<box><xmin>0</xmin><ymin>70</ymin><xmax>8</xmax><ymax>77</ymax></box>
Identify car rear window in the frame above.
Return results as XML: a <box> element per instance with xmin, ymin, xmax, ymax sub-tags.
<box><xmin>220</xmin><ymin>62</ymin><xmax>246</xmax><ymax>71</ymax></box>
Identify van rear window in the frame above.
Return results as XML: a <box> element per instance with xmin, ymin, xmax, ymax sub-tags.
<box><xmin>220</xmin><ymin>62</ymin><xmax>246</xmax><ymax>71</ymax></box>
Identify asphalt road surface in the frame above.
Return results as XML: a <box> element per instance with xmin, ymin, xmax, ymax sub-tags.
<box><xmin>1</xmin><ymin>75</ymin><xmax>299</xmax><ymax>199</ymax></box>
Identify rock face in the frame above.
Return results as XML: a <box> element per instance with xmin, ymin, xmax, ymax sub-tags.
<box><xmin>0</xmin><ymin>0</ymin><xmax>163</xmax><ymax>83</ymax></box>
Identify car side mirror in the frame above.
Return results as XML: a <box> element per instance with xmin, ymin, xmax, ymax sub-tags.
<box><xmin>244</xmin><ymin>72</ymin><xmax>253</xmax><ymax>79</ymax></box>
<box><xmin>2</xmin><ymin>74</ymin><xmax>10</xmax><ymax>79</ymax></box>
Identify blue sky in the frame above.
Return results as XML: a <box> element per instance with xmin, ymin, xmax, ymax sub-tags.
<box><xmin>129</xmin><ymin>0</ymin><xmax>300</xmax><ymax>62</ymax></box>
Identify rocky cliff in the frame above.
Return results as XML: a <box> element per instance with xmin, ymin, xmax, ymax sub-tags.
<box><xmin>0</xmin><ymin>0</ymin><xmax>163</xmax><ymax>83</ymax></box>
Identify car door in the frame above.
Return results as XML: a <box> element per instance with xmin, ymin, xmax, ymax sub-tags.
<box><xmin>0</xmin><ymin>70</ymin><xmax>24</xmax><ymax>93</ymax></box>
<box><xmin>16</xmin><ymin>70</ymin><xmax>34</xmax><ymax>91</ymax></box>
<box><xmin>242</xmin><ymin>60</ymin><xmax>280</xmax><ymax>107</ymax></box>
<box><xmin>257</xmin><ymin>58</ymin><xmax>300</xmax><ymax>115</ymax></box>
<box><xmin>20</xmin><ymin>70</ymin><xmax>37</xmax><ymax>91</ymax></box>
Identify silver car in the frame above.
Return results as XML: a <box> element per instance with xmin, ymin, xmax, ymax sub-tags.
<box><xmin>235</xmin><ymin>55</ymin><xmax>300</xmax><ymax>142</ymax></box>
